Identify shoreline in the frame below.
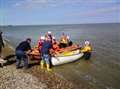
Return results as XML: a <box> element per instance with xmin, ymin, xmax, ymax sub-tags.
<box><xmin>0</xmin><ymin>41</ymin><xmax>84</xmax><ymax>89</ymax></box>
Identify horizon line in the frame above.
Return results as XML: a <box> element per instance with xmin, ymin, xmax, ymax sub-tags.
<box><xmin>0</xmin><ymin>22</ymin><xmax>119</xmax><ymax>26</ymax></box>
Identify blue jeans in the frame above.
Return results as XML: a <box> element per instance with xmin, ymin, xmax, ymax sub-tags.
<box><xmin>16</xmin><ymin>50</ymin><xmax>28</xmax><ymax>68</ymax></box>
<box><xmin>42</xmin><ymin>54</ymin><xmax>51</xmax><ymax>64</ymax></box>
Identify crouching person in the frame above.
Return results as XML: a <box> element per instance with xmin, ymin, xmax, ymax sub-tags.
<box><xmin>15</xmin><ymin>38</ymin><xmax>31</xmax><ymax>69</ymax></box>
<box><xmin>40</xmin><ymin>36</ymin><xmax>52</xmax><ymax>71</ymax></box>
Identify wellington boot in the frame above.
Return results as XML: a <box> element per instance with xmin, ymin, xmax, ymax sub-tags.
<box><xmin>46</xmin><ymin>64</ymin><xmax>52</xmax><ymax>71</ymax></box>
<box><xmin>40</xmin><ymin>61</ymin><xmax>44</xmax><ymax>69</ymax></box>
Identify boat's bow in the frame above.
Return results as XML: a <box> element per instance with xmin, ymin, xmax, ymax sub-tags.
<box><xmin>51</xmin><ymin>50</ymin><xmax>84</xmax><ymax>66</ymax></box>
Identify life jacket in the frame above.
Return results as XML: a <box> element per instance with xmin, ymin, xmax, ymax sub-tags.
<box><xmin>82</xmin><ymin>45</ymin><xmax>92</xmax><ymax>53</ymax></box>
<box><xmin>38</xmin><ymin>39</ymin><xmax>44</xmax><ymax>49</ymax></box>
<box><xmin>60</xmin><ymin>36</ymin><xmax>68</xmax><ymax>44</ymax></box>
<box><xmin>52</xmin><ymin>43</ymin><xmax>60</xmax><ymax>51</ymax></box>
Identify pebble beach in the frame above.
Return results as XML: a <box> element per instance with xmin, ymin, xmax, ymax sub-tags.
<box><xmin>0</xmin><ymin>42</ymin><xmax>85</xmax><ymax>89</ymax></box>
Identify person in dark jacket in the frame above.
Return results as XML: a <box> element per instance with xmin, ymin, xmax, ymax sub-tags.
<box><xmin>0</xmin><ymin>31</ymin><xmax>6</xmax><ymax>67</ymax></box>
<box><xmin>40</xmin><ymin>36</ymin><xmax>52</xmax><ymax>71</ymax></box>
<box><xmin>15</xmin><ymin>38</ymin><xmax>31</xmax><ymax>69</ymax></box>
<box><xmin>0</xmin><ymin>31</ymin><xmax>4</xmax><ymax>58</ymax></box>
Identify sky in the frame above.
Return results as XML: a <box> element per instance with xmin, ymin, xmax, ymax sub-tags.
<box><xmin>0</xmin><ymin>0</ymin><xmax>120</xmax><ymax>25</ymax></box>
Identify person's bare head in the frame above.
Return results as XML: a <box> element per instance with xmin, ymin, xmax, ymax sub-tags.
<box><xmin>26</xmin><ymin>38</ymin><xmax>31</xmax><ymax>43</ymax></box>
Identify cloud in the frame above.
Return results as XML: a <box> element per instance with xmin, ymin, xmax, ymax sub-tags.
<box><xmin>13</xmin><ymin>0</ymin><xmax>119</xmax><ymax>9</ymax></box>
<box><xmin>67</xmin><ymin>4</ymin><xmax>120</xmax><ymax>17</ymax></box>
<box><xmin>15</xmin><ymin>0</ymin><xmax>118</xmax><ymax>8</ymax></box>
<box><xmin>14</xmin><ymin>0</ymin><xmax>56</xmax><ymax>8</ymax></box>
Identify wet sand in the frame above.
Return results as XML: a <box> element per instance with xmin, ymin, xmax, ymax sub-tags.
<box><xmin>0</xmin><ymin>42</ymin><xmax>85</xmax><ymax>89</ymax></box>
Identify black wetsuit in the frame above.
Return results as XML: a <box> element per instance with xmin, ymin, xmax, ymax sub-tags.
<box><xmin>83</xmin><ymin>52</ymin><xmax>91</xmax><ymax>60</ymax></box>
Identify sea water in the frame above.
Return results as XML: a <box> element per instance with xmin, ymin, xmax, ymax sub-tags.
<box><xmin>1</xmin><ymin>23</ymin><xmax>120</xmax><ymax>89</ymax></box>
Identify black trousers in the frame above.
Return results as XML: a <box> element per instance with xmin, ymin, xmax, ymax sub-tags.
<box><xmin>83</xmin><ymin>52</ymin><xmax>91</xmax><ymax>60</ymax></box>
